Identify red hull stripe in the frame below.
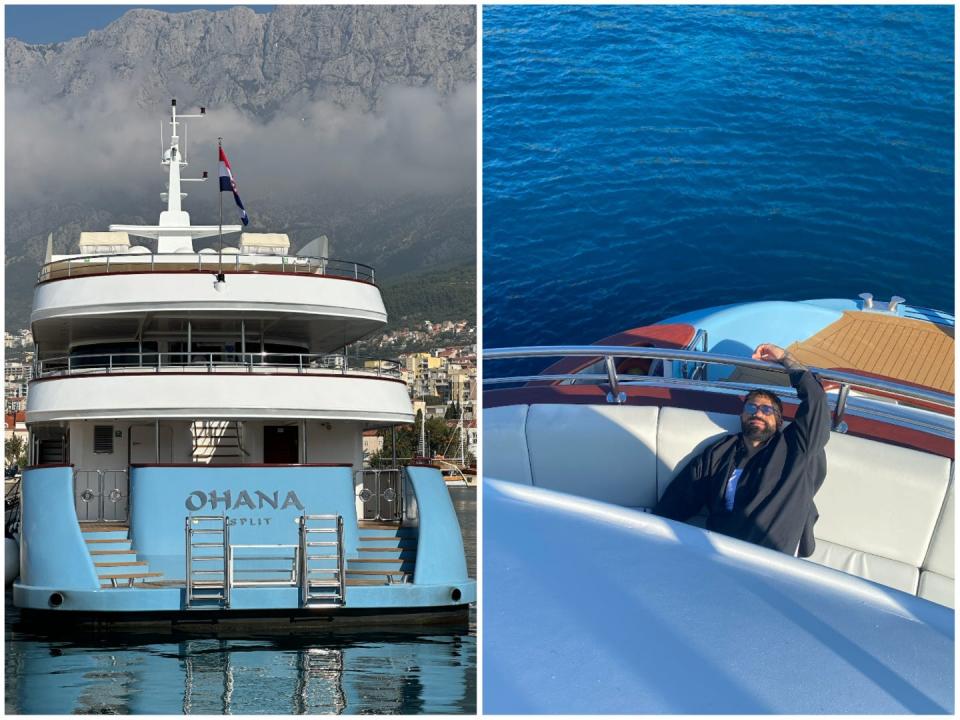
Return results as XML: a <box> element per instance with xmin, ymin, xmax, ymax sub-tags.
<box><xmin>533</xmin><ymin>323</ymin><xmax>697</xmax><ymax>385</ymax></box>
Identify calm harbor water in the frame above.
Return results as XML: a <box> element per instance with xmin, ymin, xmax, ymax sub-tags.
<box><xmin>484</xmin><ymin>5</ymin><xmax>954</xmax><ymax>351</ymax></box>
<box><xmin>4</xmin><ymin>487</ymin><xmax>476</xmax><ymax>715</ymax></box>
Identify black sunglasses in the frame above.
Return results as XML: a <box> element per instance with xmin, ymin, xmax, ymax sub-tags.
<box><xmin>743</xmin><ymin>402</ymin><xmax>777</xmax><ymax>416</ymax></box>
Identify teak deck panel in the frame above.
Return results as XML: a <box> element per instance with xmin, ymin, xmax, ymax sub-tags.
<box><xmin>786</xmin><ymin>311</ymin><xmax>954</xmax><ymax>393</ymax></box>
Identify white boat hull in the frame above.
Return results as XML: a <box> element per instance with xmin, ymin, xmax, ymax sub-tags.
<box><xmin>6</xmin><ymin>536</ymin><xmax>19</xmax><ymax>585</ymax></box>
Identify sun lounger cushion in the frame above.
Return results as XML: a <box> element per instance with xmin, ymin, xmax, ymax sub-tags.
<box><xmin>525</xmin><ymin>404</ymin><xmax>659</xmax><ymax>508</ymax></box>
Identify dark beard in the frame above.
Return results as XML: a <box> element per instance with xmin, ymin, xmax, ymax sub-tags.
<box><xmin>742</xmin><ymin>418</ymin><xmax>776</xmax><ymax>444</ymax></box>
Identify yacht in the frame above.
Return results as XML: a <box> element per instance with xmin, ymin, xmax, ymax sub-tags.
<box><xmin>483</xmin><ymin>297</ymin><xmax>953</xmax><ymax>712</ymax></box>
<box><xmin>12</xmin><ymin>101</ymin><xmax>475</xmax><ymax>625</ymax></box>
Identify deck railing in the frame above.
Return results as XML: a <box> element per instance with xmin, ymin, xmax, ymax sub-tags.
<box><xmin>228</xmin><ymin>544</ymin><xmax>300</xmax><ymax>588</ymax></box>
<box><xmin>484</xmin><ymin>345</ymin><xmax>954</xmax><ymax>433</ymax></box>
<box><xmin>35</xmin><ymin>351</ymin><xmax>403</xmax><ymax>380</ymax></box>
<box><xmin>38</xmin><ymin>253</ymin><xmax>375</xmax><ymax>284</ymax></box>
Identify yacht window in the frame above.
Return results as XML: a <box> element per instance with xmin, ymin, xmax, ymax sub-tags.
<box><xmin>94</xmin><ymin>425</ymin><xmax>114</xmax><ymax>454</ymax></box>
<box><xmin>69</xmin><ymin>341</ymin><xmax>158</xmax><ymax>369</ymax></box>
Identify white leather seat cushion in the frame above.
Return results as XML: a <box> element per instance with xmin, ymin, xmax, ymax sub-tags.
<box><xmin>807</xmin><ymin>538</ymin><xmax>918</xmax><ymax>595</ymax></box>
<box><xmin>656</xmin><ymin>407</ymin><xmax>741</xmax><ymax>500</ymax></box>
<box><xmin>922</xmin><ymin>481</ymin><xmax>953</xmax><ymax>578</ymax></box>
<box><xmin>525</xmin><ymin>404</ymin><xmax>659</xmax><ymax>507</ymax></box>
<box><xmin>918</xmin><ymin>571</ymin><xmax>954</xmax><ymax>609</ymax></box>
<box><xmin>816</xmin><ymin>433</ymin><xmax>951</xmax><ymax>567</ymax></box>
<box><xmin>484</xmin><ymin>405</ymin><xmax>533</xmax><ymax>486</ymax></box>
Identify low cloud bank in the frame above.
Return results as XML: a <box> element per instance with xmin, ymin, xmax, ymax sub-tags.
<box><xmin>6</xmin><ymin>78</ymin><xmax>476</xmax><ymax>212</ymax></box>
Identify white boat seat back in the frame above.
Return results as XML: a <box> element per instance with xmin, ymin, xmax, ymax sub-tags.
<box><xmin>918</xmin><ymin>481</ymin><xmax>954</xmax><ymax>607</ymax></box>
<box><xmin>524</xmin><ymin>404</ymin><xmax>659</xmax><ymax>508</ymax></box>
<box><xmin>656</xmin><ymin>407</ymin><xmax>741</xmax><ymax>501</ymax></box>
<box><xmin>484</xmin><ymin>405</ymin><xmax>534</xmax><ymax>486</ymax></box>
<box><xmin>813</xmin><ymin>432</ymin><xmax>951</xmax><ymax>584</ymax></box>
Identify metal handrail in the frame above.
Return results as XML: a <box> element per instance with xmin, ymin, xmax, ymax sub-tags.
<box><xmin>484</xmin><ymin>345</ymin><xmax>953</xmax><ymax>409</ymax></box>
<box><xmin>185</xmin><ymin>514</ymin><xmax>230</xmax><ymax>608</ymax></box>
<box><xmin>38</xmin><ymin>252</ymin><xmax>375</xmax><ymax>284</ymax></box>
<box><xmin>227</xmin><ymin>544</ymin><xmax>300</xmax><ymax>588</ymax></box>
<box><xmin>36</xmin><ymin>351</ymin><xmax>403</xmax><ymax>379</ymax></box>
<box><xmin>298</xmin><ymin>513</ymin><xmax>345</xmax><ymax>607</ymax></box>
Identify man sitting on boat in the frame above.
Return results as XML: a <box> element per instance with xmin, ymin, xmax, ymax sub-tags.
<box><xmin>654</xmin><ymin>343</ymin><xmax>830</xmax><ymax>557</ymax></box>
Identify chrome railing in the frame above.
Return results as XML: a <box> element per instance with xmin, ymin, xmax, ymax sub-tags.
<box><xmin>38</xmin><ymin>253</ymin><xmax>375</xmax><ymax>284</ymax></box>
<box><xmin>680</xmin><ymin>329</ymin><xmax>709</xmax><ymax>380</ymax></box>
<box><xmin>227</xmin><ymin>544</ymin><xmax>300</xmax><ymax>588</ymax></box>
<box><xmin>299</xmin><ymin>514</ymin><xmax>346</xmax><ymax>607</ymax></box>
<box><xmin>484</xmin><ymin>345</ymin><xmax>954</xmax><ymax>431</ymax></box>
<box><xmin>35</xmin><ymin>351</ymin><xmax>402</xmax><ymax>379</ymax></box>
<box><xmin>185</xmin><ymin>515</ymin><xmax>230</xmax><ymax>608</ymax></box>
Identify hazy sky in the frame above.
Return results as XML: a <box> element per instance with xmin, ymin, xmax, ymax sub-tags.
<box><xmin>5</xmin><ymin>5</ymin><xmax>272</xmax><ymax>44</ymax></box>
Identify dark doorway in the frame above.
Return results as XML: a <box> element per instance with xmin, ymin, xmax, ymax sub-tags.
<box><xmin>264</xmin><ymin>425</ymin><xmax>299</xmax><ymax>464</ymax></box>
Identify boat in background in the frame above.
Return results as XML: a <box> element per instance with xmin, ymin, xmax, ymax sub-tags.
<box><xmin>13</xmin><ymin>101</ymin><xmax>475</xmax><ymax>625</ymax></box>
<box><xmin>483</xmin><ymin>295</ymin><xmax>953</xmax><ymax>712</ymax></box>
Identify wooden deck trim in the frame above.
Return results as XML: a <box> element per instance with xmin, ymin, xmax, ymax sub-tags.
<box><xmin>787</xmin><ymin>311</ymin><xmax>954</xmax><ymax>394</ymax></box>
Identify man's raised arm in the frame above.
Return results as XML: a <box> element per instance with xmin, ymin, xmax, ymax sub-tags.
<box><xmin>753</xmin><ymin>343</ymin><xmax>830</xmax><ymax>453</ymax></box>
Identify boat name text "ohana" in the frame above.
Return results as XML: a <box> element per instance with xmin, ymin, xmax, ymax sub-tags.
<box><xmin>185</xmin><ymin>489</ymin><xmax>305</xmax><ymax>512</ymax></box>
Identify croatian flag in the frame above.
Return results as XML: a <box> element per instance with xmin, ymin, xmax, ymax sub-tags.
<box><xmin>219</xmin><ymin>146</ymin><xmax>249</xmax><ymax>226</ymax></box>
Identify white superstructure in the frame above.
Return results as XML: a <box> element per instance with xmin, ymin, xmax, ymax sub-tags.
<box><xmin>27</xmin><ymin>100</ymin><xmax>412</xmax><ymax>509</ymax></box>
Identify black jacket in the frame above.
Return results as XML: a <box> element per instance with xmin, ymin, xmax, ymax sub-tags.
<box><xmin>654</xmin><ymin>368</ymin><xmax>830</xmax><ymax>557</ymax></box>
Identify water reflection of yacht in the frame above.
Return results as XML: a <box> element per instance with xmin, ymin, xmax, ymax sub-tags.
<box><xmin>6</xmin><ymin>632</ymin><xmax>474</xmax><ymax>713</ymax></box>
<box><xmin>484</xmin><ymin>297</ymin><xmax>954</xmax><ymax>713</ymax></box>
<box><xmin>13</xmin><ymin>101</ymin><xmax>474</xmax><ymax>625</ymax></box>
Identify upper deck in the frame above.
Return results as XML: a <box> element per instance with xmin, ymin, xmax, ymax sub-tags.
<box><xmin>37</xmin><ymin>251</ymin><xmax>375</xmax><ymax>285</ymax></box>
<box><xmin>32</xmin><ymin>251</ymin><xmax>387</xmax><ymax>353</ymax></box>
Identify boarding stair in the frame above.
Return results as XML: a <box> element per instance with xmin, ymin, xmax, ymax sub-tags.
<box><xmin>299</xmin><ymin>514</ymin><xmax>346</xmax><ymax>608</ymax></box>
<box><xmin>82</xmin><ymin>525</ymin><xmax>164</xmax><ymax>588</ymax></box>
<box><xmin>347</xmin><ymin>522</ymin><xmax>418</xmax><ymax>586</ymax></box>
<box><xmin>191</xmin><ymin>421</ymin><xmax>247</xmax><ymax>464</ymax></box>
<box><xmin>185</xmin><ymin>515</ymin><xmax>229</xmax><ymax>607</ymax></box>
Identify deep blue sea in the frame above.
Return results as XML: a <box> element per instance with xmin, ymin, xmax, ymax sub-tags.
<box><xmin>4</xmin><ymin>488</ymin><xmax>476</xmax><ymax>714</ymax></box>
<box><xmin>483</xmin><ymin>5</ymin><xmax>954</xmax><ymax>351</ymax></box>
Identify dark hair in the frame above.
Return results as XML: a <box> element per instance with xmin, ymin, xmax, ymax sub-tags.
<box><xmin>744</xmin><ymin>389</ymin><xmax>783</xmax><ymax>428</ymax></box>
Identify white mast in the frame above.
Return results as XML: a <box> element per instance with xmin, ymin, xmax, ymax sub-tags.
<box><xmin>111</xmin><ymin>99</ymin><xmax>242</xmax><ymax>252</ymax></box>
<box><xmin>418</xmin><ymin>406</ymin><xmax>428</xmax><ymax>459</ymax></box>
<box><xmin>457</xmin><ymin>406</ymin><xmax>466</xmax><ymax>465</ymax></box>
<box><xmin>157</xmin><ymin>99</ymin><xmax>200</xmax><ymax>251</ymax></box>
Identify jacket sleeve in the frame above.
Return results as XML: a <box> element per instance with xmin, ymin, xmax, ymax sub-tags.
<box><xmin>784</xmin><ymin>367</ymin><xmax>831</xmax><ymax>454</ymax></box>
<box><xmin>654</xmin><ymin>448</ymin><xmax>710</xmax><ymax>521</ymax></box>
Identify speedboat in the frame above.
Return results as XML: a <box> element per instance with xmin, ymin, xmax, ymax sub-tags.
<box><xmin>12</xmin><ymin>101</ymin><xmax>475</xmax><ymax>626</ymax></box>
<box><xmin>483</xmin><ymin>296</ymin><xmax>953</xmax><ymax>713</ymax></box>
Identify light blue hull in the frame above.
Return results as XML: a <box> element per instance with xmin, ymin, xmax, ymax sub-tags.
<box><xmin>14</xmin><ymin>464</ymin><xmax>474</xmax><ymax>617</ymax></box>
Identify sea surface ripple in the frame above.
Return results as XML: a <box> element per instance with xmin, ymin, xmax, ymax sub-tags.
<box><xmin>483</xmin><ymin>6</ymin><xmax>954</xmax><ymax>351</ymax></box>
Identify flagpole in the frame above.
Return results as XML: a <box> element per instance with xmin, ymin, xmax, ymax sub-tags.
<box><xmin>217</xmin><ymin>137</ymin><xmax>224</xmax><ymax>270</ymax></box>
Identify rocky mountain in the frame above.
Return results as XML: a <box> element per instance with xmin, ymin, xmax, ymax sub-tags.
<box><xmin>6</xmin><ymin>5</ymin><xmax>476</xmax><ymax>115</ymax></box>
<box><xmin>5</xmin><ymin>5</ymin><xmax>476</xmax><ymax>331</ymax></box>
